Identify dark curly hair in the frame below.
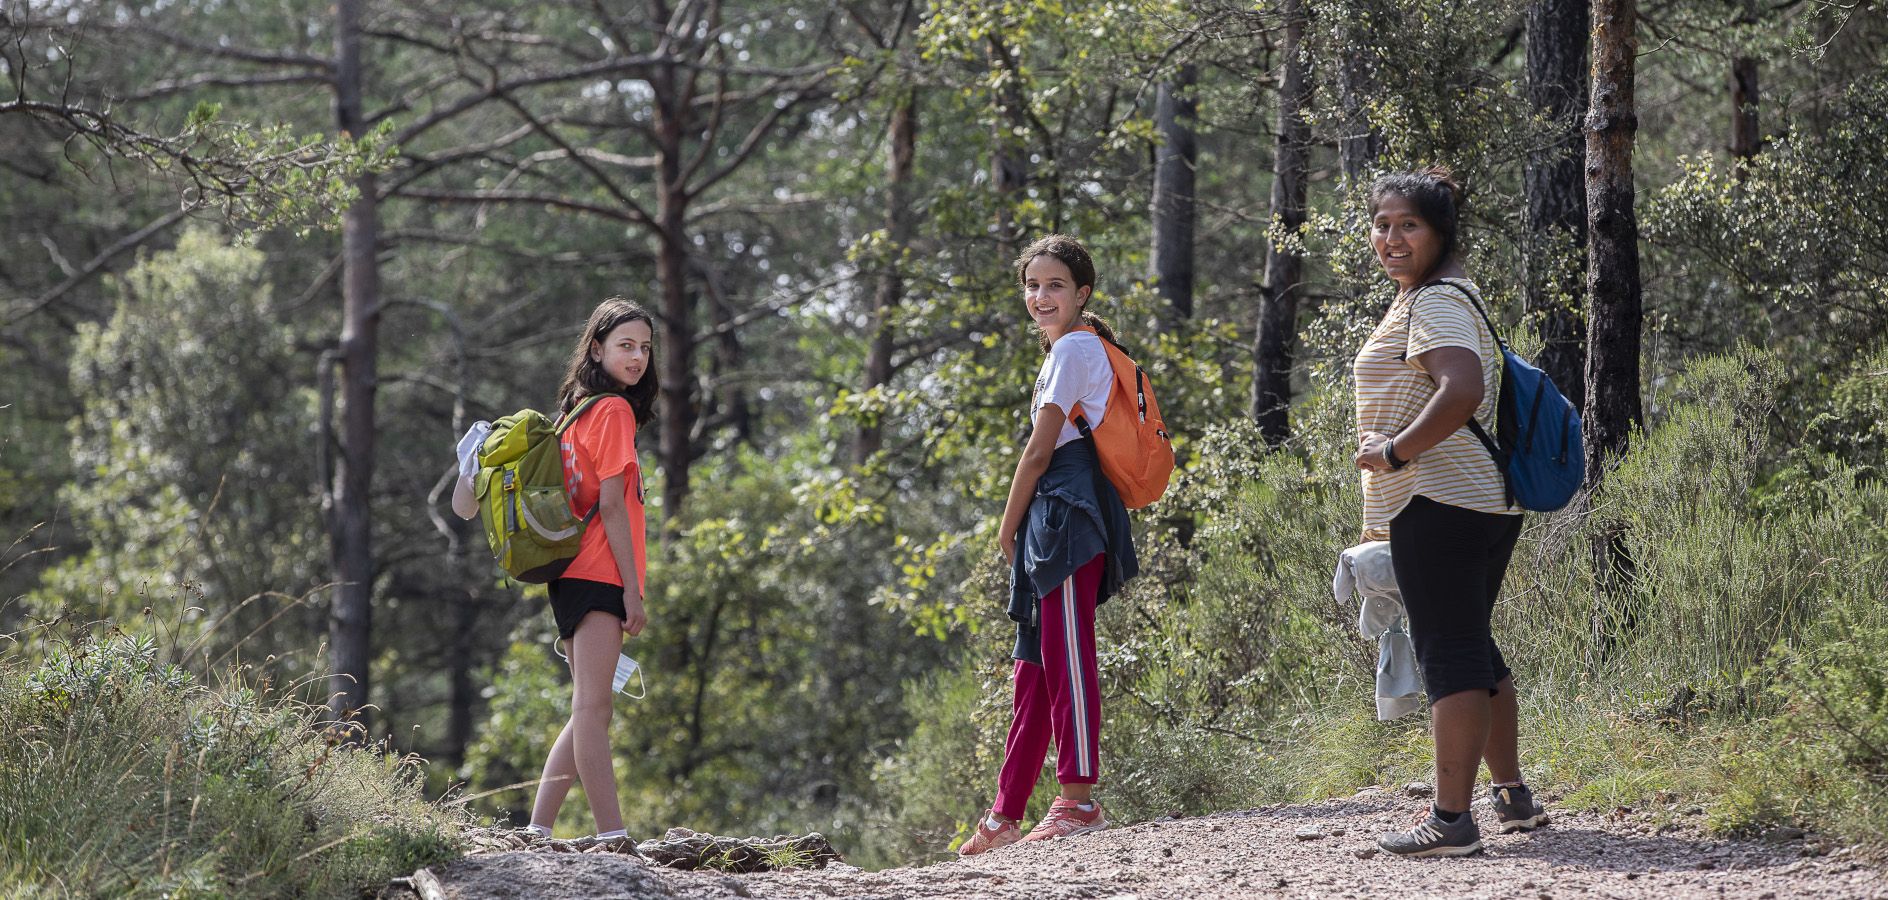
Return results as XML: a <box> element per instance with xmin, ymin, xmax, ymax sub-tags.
<box><xmin>1367</xmin><ymin>165</ymin><xmax>1468</xmax><ymax>271</ymax></box>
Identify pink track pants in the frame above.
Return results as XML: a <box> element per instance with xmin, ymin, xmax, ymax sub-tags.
<box><xmin>994</xmin><ymin>553</ymin><xmax>1104</xmax><ymax>821</ymax></box>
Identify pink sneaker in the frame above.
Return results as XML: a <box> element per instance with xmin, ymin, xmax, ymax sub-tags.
<box><xmin>1021</xmin><ymin>797</ymin><xmax>1108</xmax><ymax>842</ymax></box>
<box><xmin>957</xmin><ymin>813</ymin><xmax>1022</xmax><ymax>856</ymax></box>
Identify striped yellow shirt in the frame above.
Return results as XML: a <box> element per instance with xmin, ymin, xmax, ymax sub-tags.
<box><xmin>1353</xmin><ymin>278</ymin><xmax>1517</xmax><ymax>540</ymax></box>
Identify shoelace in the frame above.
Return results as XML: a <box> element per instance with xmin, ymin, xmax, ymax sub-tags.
<box><xmin>1039</xmin><ymin>805</ymin><xmax>1088</xmax><ymax>828</ymax></box>
<box><xmin>1410</xmin><ymin>822</ymin><xmax>1444</xmax><ymax>842</ymax></box>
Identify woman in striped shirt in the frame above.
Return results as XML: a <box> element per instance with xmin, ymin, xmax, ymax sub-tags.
<box><xmin>1352</xmin><ymin>168</ymin><xmax>1548</xmax><ymax>857</ymax></box>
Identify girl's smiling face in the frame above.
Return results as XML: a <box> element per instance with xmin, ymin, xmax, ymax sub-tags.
<box><xmin>1371</xmin><ymin>193</ymin><xmax>1445</xmax><ymax>290</ymax></box>
<box><xmin>591</xmin><ymin>318</ymin><xmax>653</xmax><ymax>389</ymax></box>
<box><xmin>1023</xmin><ymin>254</ymin><xmax>1091</xmax><ymax>340</ymax></box>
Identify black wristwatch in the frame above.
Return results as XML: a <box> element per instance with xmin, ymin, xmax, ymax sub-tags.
<box><xmin>1384</xmin><ymin>439</ymin><xmax>1410</xmax><ymax>470</ymax></box>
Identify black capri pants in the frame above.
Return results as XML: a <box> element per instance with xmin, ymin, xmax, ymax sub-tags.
<box><xmin>1388</xmin><ymin>495</ymin><xmax>1524</xmax><ymax>704</ymax></box>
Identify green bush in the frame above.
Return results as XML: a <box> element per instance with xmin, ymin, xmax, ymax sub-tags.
<box><xmin>0</xmin><ymin>630</ymin><xmax>464</xmax><ymax>898</ymax></box>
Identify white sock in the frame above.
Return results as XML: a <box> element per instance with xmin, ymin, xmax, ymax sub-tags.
<box><xmin>1076</xmin><ymin>801</ymin><xmax>1095</xmax><ymax>812</ymax></box>
<box><xmin>595</xmin><ymin>828</ymin><xmax>629</xmax><ymax>840</ymax></box>
<box><xmin>525</xmin><ymin>823</ymin><xmax>552</xmax><ymax>839</ymax></box>
<box><xmin>984</xmin><ymin>813</ymin><xmax>1006</xmax><ymax>830</ymax></box>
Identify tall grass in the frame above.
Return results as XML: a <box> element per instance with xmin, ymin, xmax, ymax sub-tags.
<box><xmin>0</xmin><ymin>627</ymin><xmax>466</xmax><ymax>898</ymax></box>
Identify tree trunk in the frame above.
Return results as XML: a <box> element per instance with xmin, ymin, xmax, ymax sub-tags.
<box><xmin>1731</xmin><ymin>55</ymin><xmax>1760</xmax><ymax>163</ymax></box>
<box><xmin>704</xmin><ymin>265</ymin><xmax>751</xmax><ymax>445</ymax></box>
<box><xmin>1254</xmin><ymin>0</ymin><xmax>1311</xmax><ymax>445</ymax></box>
<box><xmin>1149</xmin><ymin>65</ymin><xmax>1197</xmax><ymax>326</ymax></box>
<box><xmin>1523</xmin><ymin>0</ymin><xmax>1589</xmax><ymax>411</ymax></box>
<box><xmin>858</xmin><ymin>90</ymin><xmax>917</xmax><ymax>465</ymax></box>
<box><xmin>1584</xmin><ymin>0</ymin><xmax>1643</xmax><ymax>662</ymax></box>
<box><xmin>327</xmin><ymin>0</ymin><xmax>379</xmax><ymax>738</ymax></box>
<box><xmin>443</xmin><ymin>558</ymin><xmax>479</xmax><ymax>766</ymax></box>
<box><xmin>1584</xmin><ymin>0</ymin><xmax>1643</xmax><ymax>480</ymax></box>
<box><xmin>1336</xmin><ymin>31</ymin><xmax>1381</xmax><ymax>184</ymax></box>
<box><xmin>989</xmin><ymin>39</ymin><xmax>1029</xmax><ymax>261</ymax></box>
<box><xmin>653</xmin><ymin>62</ymin><xmax>697</xmax><ymax>527</ymax></box>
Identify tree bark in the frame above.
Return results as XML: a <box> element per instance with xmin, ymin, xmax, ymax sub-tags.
<box><xmin>1149</xmin><ymin>65</ymin><xmax>1197</xmax><ymax>326</ymax></box>
<box><xmin>327</xmin><ymin>0</ymin><xmax>379</xmax><ymax>737</ymax></box>
<box><xmin>858</xmin><ymin>89</ymin><xmax>917</xmax><ymax>465</ymax></box>
<box><xmin>1731</xmin><ymin>55</ymin><xmax>1760</xmax><ymax>163</ymax></box>
<box><xmin>989</xmin><ymin>38</ymin><xmax>1029</xmax><ymax>261</ymax></box>
<box><xmin>1254</xmin><ymin>0</ymin><xmax>1311</xmax><ymax>445</ymax></box>
<box><xmin>1336</xmin><ymin>27</ymin><xmax>1381</xmax><ymax>184</ymax></box>
<box><xmin>652</xmin><ymin>51</ymin><xmax>697</xmax><ymax>528</ymax></box>
<box><xmin>446</xmin><ymin>533</ymin><xmax>478</xmax><ymax>767</ymax></box>
<box><xmin>1523</xmin><ymin>0</ymin><xmax>1589</xmax><ymax>411</ymax></box>
<box><xmin>702</xmin><ymin>262</ymin><xmax>751</xmax><ymax>445</ymax></box>
<box><xmin>1583</xmin><ymin>0</ymin><xmax>1643</xmax><ymax>482</ymax></box>
<box><xmin>1584</xmin><ymin>0</ymin><xmax>1643</xmax><ymax>662</ymax></box>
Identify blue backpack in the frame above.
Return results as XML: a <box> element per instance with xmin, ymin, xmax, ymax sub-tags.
<box><xmin>1430</xmin><ymin>279</ymin><xmax>1584</xmax><ymax>512</ymax></box>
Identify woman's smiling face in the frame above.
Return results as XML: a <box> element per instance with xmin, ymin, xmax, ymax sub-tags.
<box><xmin>1371</xmin><ymin>193</ymin><xmax>1444</xmax><ymax>290</ymax></box>
<box><xmin>1023</xmin><ymin>254</ymin><xmax>1090</xmax><ymax>339</ymax></box>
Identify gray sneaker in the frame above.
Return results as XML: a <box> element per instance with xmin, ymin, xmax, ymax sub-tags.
<box><xmin>1490</xmin><ymin>783</ymin><xmax>1549</xmax><ymax>833</ymax></box>
<box><xmin>1377</xmin><ymin>809</ymin><xmax>1483</xmax><ymax>857</ymax></box>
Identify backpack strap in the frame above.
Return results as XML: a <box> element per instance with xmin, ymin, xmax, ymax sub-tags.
<box><xmin>553</xmin><ymin>393</ymin><xmax>617</xmax><ymax>523</ymax></box>
<box><xmin>1430</xmin><ymin>277</ymin><xmax>1507</xmax><ymax>352</ymax></box>
<box><xmin>1416</xmin><ymin>279</ymin><xmax>1510</xmax><ymax>495</ymax></box>
<box><xmin>1064</xmin><ymin>326</ymin><xmax>1111</xmax><ymax>438</ymax></box>
<box><xmin>1062</xmin><ymin>331</ymin><xmax>1120</xmax><ymax>504</ymax></box>
<box><xmin>553</xmin><ymin>393</ymin><xmax>611</xmax><ymax>435</ymax></box>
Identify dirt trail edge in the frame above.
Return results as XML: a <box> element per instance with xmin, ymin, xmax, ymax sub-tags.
<box><xmin>392</xmin><ymin>789</ymin><xmax>1887</xmax><ymax>900</ymax></box>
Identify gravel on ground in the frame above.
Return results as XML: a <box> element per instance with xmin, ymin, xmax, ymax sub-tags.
<box><xmin>389</xmin><ymin>789</ymin><xmax>1887</xmax><ymax>900</ymax></box>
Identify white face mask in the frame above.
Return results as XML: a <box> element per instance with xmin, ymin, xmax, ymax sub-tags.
<box><xmin>553</xmin><ymin>639</ymin><xmax>647</xmax><ymax>700</ymax></box>
<box><xmin>456</xmin><ymin>420</ymin><xmax>492</xmax><ymax>478</ymax></box>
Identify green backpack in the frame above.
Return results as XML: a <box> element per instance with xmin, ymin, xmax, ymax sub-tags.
<box><xmin>474</xmin><ymin>395</ymin><xmax>606</xmax><ymax>583</ymax></box>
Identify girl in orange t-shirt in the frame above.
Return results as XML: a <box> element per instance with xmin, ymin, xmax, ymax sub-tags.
<box><xmin>528</xmin><ymin>297</ymin><xmax>657</xmax><ymax>841</ymax></box>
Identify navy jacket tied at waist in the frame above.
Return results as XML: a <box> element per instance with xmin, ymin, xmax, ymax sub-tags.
<box><xmin>1007</xmin><ymin>439</ymin><xmax>1140</xmax><ymax>664</ymax></box>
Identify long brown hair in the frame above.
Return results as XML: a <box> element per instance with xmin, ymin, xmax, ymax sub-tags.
<box><xmin>1014</xmin><ymin>234</ymin><xmax>1120</xmax><ymax>353</ymax></box>
<box><xmin>556</xmin><ymin>297</ymin><xmax>660</xmax><ymax>423</ymax></box>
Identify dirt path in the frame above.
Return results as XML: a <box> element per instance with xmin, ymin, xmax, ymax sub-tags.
<box><xmin>397</xmin><ymin>789</ymin><xmax>1886</xmax><ymax>899</ymax></box>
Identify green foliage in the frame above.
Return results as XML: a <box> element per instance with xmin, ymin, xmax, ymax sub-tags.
<box><xmin>25</xmin><ymin>230</ymin><xmax>324</xmax><ymax>674</ymax></box>
<box><xmin>164</xmin><ymin>112</ymin><xmax>398</xmax><ymax>235</ymax></box>
<box><xmin>0</xmin><ymin>628</ymin><xmax>464</xmax><ymax>898</ymax></box>
<box><xmin>1646</xmin><ymin>72</ymin><xmax>1888</xmax><ymax>365</ymax></box>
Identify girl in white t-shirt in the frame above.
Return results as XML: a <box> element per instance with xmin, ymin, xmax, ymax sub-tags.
<box><xmin>959</xmin><ymin>235</ymin><xmax>1140</xmax><ymax>856</ymax></box>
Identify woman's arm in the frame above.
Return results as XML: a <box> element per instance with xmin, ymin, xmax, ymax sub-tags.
<box><xmin>1356</xmin><ymin>346</ymin><xmax>1484</xmax><ymax>471</ymax></box>
<box><xmin>594</xmin><ymin>474</ymin><xmax>648</xmax><ymax>636</ymax></box>
<box><xmin>999</xmin><ymin>404</ymin><xmax>1068</xmax><ymax>564</ymax></box>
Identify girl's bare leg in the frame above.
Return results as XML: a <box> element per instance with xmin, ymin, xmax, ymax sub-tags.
<box><xmin>529</xmin><ymin>718</ymin><xmax>578</xmax><ymax>830</ymax></box>
<box><xmin>568</xmin><ymin>611</ymin><xmax>626</xmax><ymax>834</ymax></box>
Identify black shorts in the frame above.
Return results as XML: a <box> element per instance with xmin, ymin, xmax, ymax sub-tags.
<box><xmin>547</xmin><ymin>578</ymin><xmax>626</xmax><ymax>640</ymax></box>
<box><xmin>1388</xmin><ymin>495</ymin><xmax>1524</xmax><ymax>703</ymax></box>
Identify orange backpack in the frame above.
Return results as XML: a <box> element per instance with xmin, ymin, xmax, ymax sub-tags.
<box><xmin>1067</xmin><ymin>326</ymin><xmax>1174</xmax><ymax>509</ymax></box>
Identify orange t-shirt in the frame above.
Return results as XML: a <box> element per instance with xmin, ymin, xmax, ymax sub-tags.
<box><xmin>557</xmin><ymin>395</ymin><xmax>646</xmax><ymax>591</ymax></box>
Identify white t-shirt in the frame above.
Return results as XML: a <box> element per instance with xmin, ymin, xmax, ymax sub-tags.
<box><xmin>1031</xmin><ymin>330</ymin><xmax>1113</xmax><ymax>448</ymax></box>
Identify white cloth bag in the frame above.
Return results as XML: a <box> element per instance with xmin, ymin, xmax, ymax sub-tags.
<box><xmin>1333</xmin><ymin>541</ymin><xmax>1424</xmax><ymax>720</ymax></box>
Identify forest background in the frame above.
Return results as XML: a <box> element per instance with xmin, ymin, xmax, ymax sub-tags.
<box><xmin>3</xmin><ymin>0</ymin><xmax>1887</xmax><ymax>889</ymax></box>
